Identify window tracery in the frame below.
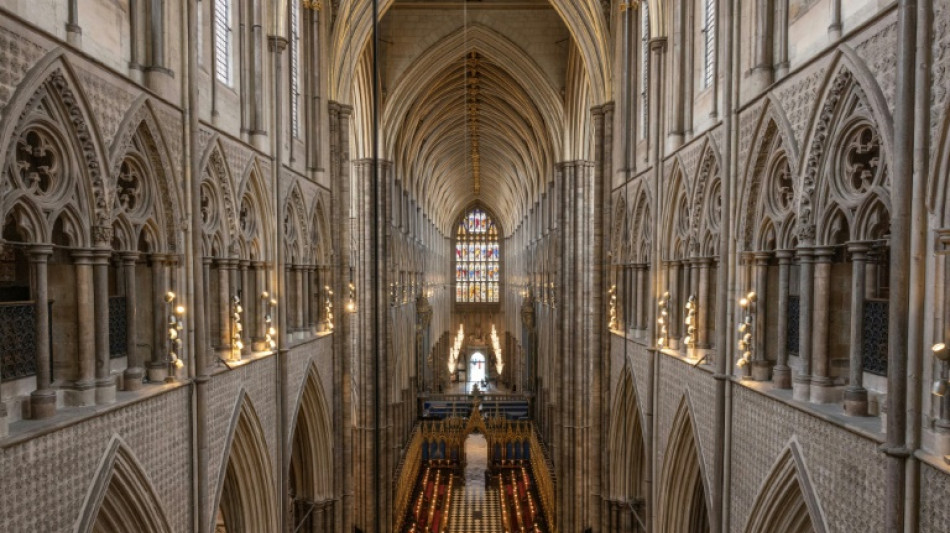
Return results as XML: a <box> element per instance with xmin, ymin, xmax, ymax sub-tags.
<box><xmin>455</xmin><ymin>207</ymin><xmax>500</xmax><ymax>303</ymax></box>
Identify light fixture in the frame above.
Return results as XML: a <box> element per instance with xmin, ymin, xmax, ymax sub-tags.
<box><xmin>346</xmin><ymin>281</ymin><xmax>356</xmax><ymax>313</ymax></box>
<box><xmin>164</xmin><ymin>292</ymin><xmax>184</xmax><ymax>382</ymax></box>
<box><xmin>932</xmin><ymin>342</ymin><xmax>949</xmax><ymax>397</ymax></box>
<box><xmin>657</xmin><ymin>290</ymin><xmax>670</xmax><ymax>349</ymax></box>
<box><xmin>263</xmin><ymin>296</ymin><xmax>277</xmax><ymax>351</ymax></box>
<box><xmin>684</xmin><ymin>295</ymin><xmax>697</xmax><ymax>348</ymax></box>
<box><xmin>736</xmin><ymin>289</ymin><xmax>757</xmax><ymax>371</ymax></box>
<box><xmin>230</xmin><ymin>294</ymin><xmax>245</xmax><ymax>361</ymax></box>
<box><xmin>608</xmin><ymin>284</ymin><xmax>618</xmax><ymax>330</ymax></box>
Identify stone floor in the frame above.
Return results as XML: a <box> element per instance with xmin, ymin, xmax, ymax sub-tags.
<box><xmin>448</xmin><ymin>433</ymin><xmax>503</xmax><ymax>532</ymax></box>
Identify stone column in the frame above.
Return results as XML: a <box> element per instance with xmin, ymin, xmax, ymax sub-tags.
<box><xmin>810</xmin><ymin>247</ymin><xmax>835</xmax><ymax>403</ymax></box>
<box><xmin>93</xmin><ymin>249</ymin><xmax>116</xmax><ymax>404</ymax></box>
<box><xmin>751</xmin><ymin>0</ymin><xmax>774</xmax><ymax>89</ymax></box>
<box><xmin>203</xmin><ymin>257</ymin><xmax>213</xmax><ymax>354</ymax></box>
<box><xmin>301</xmin><ymin>265</ymin><xmax>312</xmax><ymax>332</ymax></box>
<box><xmin>775</xmin><ymin>0</ymin><xmax>790</xmax><ymax>76</ymax></box>
<box><xmin>218</xmin><ymin>258</ymin><xmax>233</xmax><ymax>352</ymax></box>
<box><xmin>29</xmin><ymin>245</ymin><xmax>55</xmax><ymax>419</ymax></box>
<box><xmin>149</xmin><ymin>254</ymin><xmax>169</xmax><ymax>381</ymax></box>
<box><xmin>752</xmin><ymin>252</ymin><xmax>771</xmax><ymax>381</ymax></box>
<box><xmin>773</xmin><ymin>250</ymin><xmax>793</xmax><ymax>388</ymax></box>
<box><xmin>634</xmin><ymin>264</ymin><xmax>646</xmax><ymax>330</ymax></box>
<box><xmin>71</xmin><ymin>250</ymin><xmax>96</xmax><ymax>406</ymax></box>
<box><xmin>292</xmin><ymin>265</ymin><xmax>307</xmax><ymax>330</ymax></box>
<box><xmin>794</xmin><ymin>247</ymin><xmax>815</xmax><ymax>401</ymax></box>
<box><xmin>845</xmin><ymin>242</ymin><xmax>870</xmax><ymax>416</ymax></box>
<box><xmin>697</xmin><ymin>258</ymin><xmax>712</xmax><ymax>349</ymax></box>
<box><xmin>121</xmin><ymin>252</ymin><xmax>143</xmax><ymax>389</ymax></box>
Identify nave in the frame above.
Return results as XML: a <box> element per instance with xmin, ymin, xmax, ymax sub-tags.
<box><xmin>396</xmin><ymin>399</ymin><xmax>551</xmax><ymax>533</ymax></box>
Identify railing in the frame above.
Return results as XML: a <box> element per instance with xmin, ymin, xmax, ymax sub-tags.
<box><xmin>863</xmin><ymin>299</ymin><xmax>888</xmax><ymax>376</ymax></box>
<box><xmin>0</xmin><ymin>301</ymin><xmax>38</xmax><ymax>381</ymax></box>
<box><xmin>0</xmin><ymin>300</ymin><xmax>54</xmax><ymax>382</ymax></box>
<box><xmin>109</xmin><ymin>296</ymin><xmax>128</xmax><ymax>358</ymax></box>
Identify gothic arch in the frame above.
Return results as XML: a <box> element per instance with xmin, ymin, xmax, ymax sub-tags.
<box><xmin>199</xmin><ymin>142</ymin><xmax>239</xmax><ymax>255</ymax></box>
<box><xmin>212</xmin><ymin>392</ymin><xmax>278</xmax><ymax>533</ymax></box>
<box><xmin>743</xmin><ymin>442</ymin><xmax>827</xmax><ymax>533</ymax></box>
<box><xmin>607</xmin><ymin>366</ymin><xmax>647</xmax><ymax>504</ymax></box>
<box><xmin>797</xmin><ymin>51</ymin><xmax>894</xmax><ymax>244</ymax></box>
<box><xmin>739</xmin><ymin>102</ymin><xmax>799</xmax><ymax>251</ymax></box>
<box><xmin>661</xmin><ymin>161</ymin><xmax>689</xmax><ymax>261</ymax></box>
<box><xmin>657</xmin><ymin>396</ymin><xmax>711</xmax><ymax>533</ymax></box>
<box><xmin>0</xmin><ymin>53</ymin><xmax>108</xmax><ymax>229</ymax></box>
<box><xmin>236</xmin><ymin>160</ymin><xmax>272</xmax><ymax>262</ymax></box>
<box><xmin>689</xmin><ymin>139</ymin><xmax>722</xmax><ymax>255</ymax></box>
<box><xmin>289</xmin><ymin>363</ymin><xmax>334</xmax><ymax>505</ymax></box>
<box><xmin>283</xmin><ymin>181</ymin><xmax>310</xmax><ymax>264</ymax></box>
<box><xmin>76</xmin><ymin>436</ymin><xmax>172</xmax><ymax>533</ymax></box>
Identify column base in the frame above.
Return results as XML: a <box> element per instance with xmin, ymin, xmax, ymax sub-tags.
<box><xmin>96</xmin><ymin>377</ymin><xmax>117</xmax><ymax>405</ymax></box>
<box><xmin>751</xmin><ymin>360</ymin><xmax>771</xmax><ymax>381</ymax></box>
<box><xmin>30</xmin><ymin>389</ymin><xmax>57</xmax><ymax>419</ymax></box>
<box><xmin>64</xmin><ymin>381</ymin><xmax>96</xmax><ymax>407</ymax></box>
<box><xmin>844</xmin><ymin>387</ymin><xmax>869</xmax><ymax>416</ymax></box>
<box><xmin>809</xmin><ymin>380</ymin><xmax>842</xmax><ymax>404</ymax></box>
<box><xmin>147</xmin><ymin>364</ymin><xmax>169</xmax><ymax>382</ymax></box>
<box><xmin>792</xmin><ymin>376</ymin><xmax>811</xmax><ymax>401</ymax></box>
<box><xmin>772</xmin><ymin>365</ymin><xmax>792</xmax><ymax>389</ymax></box>
<box><xmin>123</xmin><ymin>367</ymin><xmax>145</xmax><ymax>391</ymax></box>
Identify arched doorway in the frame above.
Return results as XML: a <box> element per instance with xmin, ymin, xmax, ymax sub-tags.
<box><xmin>469</xmin><ymin>351</ymin><xmax>487</xmax><ymax>386</ymax></box>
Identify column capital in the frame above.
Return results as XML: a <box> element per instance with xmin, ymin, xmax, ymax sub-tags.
<box><xmin>796</xmin><ymin>246</ymin><xmax>816</xmax><ymax>260</ymax></box>
<box><xmin>150</xmin><ymin>252</ymin><xmax>172</xmax><ymax>264</ymax></box>
<box><xmin>813</xmin><ymin>246</ymin><xmax>836</xmax><ymax>262</ymax></box>
<box><xmin>238</xmin><ymin>259</ymin><xmax>252</xmax><ymax>269</ymax></box>
<box><xmin>90</xmin><ymin>248</ymin><xmax>113</xmax><ymax>264</ymax></box>
<box><xmin>71</xmin><ymin>248</ymin><xmax>96</xmax><ymax>263</ymax></box>
<box><xmin>847</xmin><ymin>241</ymin><xmax>872</xmax><ymax>258</ymax></box>
<box><xmin>753</xmin><ymin>251</ymin><xmax>773</xmax><ymax>264</ymax></box>
<box><xmin>775</xmin><ymin>249</ymin><xmax>795</xmax><ymax>262</ymax></box>
<box><xmin>29</xmin><ymin>244</ymin><xmax>54</xmax><ymax>260</ymax></box>
<box><xmin>217</xmin><ymin>257</ymin><xmax>238</xmax><ymax>269</ymax></box>
<box><xmin>252</xmin><ymin>260</ymin><xmax>268</xmax><ymax>269</ymax></box>
<box><xmin>119</xmin><ymin>250</ymin><xmax>140</xmax><ymax>264</ymax></box>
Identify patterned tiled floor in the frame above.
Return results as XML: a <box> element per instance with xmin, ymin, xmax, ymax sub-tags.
<box><xmin>448</xmin><ymin>434</ymin><xmax>503</xmax><ymax>532</ymax></box>
<box><xmin>447</xmin><ymin>484</ymin><xmax>503</xmax><ymax>533</ymax></box>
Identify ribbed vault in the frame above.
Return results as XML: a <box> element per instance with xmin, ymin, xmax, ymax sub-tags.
<box><xmin>328</xmin><ymin>0</ymin><xmax>612</xmax><ymax>105</ymax></box>
<box><xmin>381</xmin><ymin>28</ymin><xmax>561</xmax><ymax>233</ymax></box>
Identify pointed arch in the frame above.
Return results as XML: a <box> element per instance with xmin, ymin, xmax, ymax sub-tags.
<box><xmin>289</xmin><ymin>362</ymin><xmax>335</xmax><ymax>504</ymax></box>
<box><xmin>797</xmin><ymin>51</ymin><xmax>893</xmax><ymax>244</ymax></box>
<box><xmin>199</xmin><ymin>139</ymin><xmax>239</xmax><ymax>254</ymax></box>
<box><xmin>744</xmin><ymin>442</ymin><xmax>827</xmax><ymax>533</ymax></box>
<box><xmin>661</xmin><ymin>159</ymin><xmax>689</xmax><ymax>260</ymax></box>
<box><xmin>76</xmin><ymin>436</ymin><xmax>172</xmax><ymax>533</ymax></box>
<box><xmin>608</xmin><ymin>366</ymin><xmax>647</xmax><ymax>504</ymax></box>
<box><xmin>657</xmin><ymin>396</ymin><xmax>711</xmax><ymax>533</ymax></box>
<box><xmin>212</xmin><ymin>392</ymin><xmax>278</xmax><ymax>533</ymax></box>
<box><xmin>0</xmin><ymin>53</ymin><xmax>108</xmax><ymax>228</ymax></box>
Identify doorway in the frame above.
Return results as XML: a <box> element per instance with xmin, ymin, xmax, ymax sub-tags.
<box><xmin>469</xmin><ymin>351</ymin><xmax>486</xmax><ymax>386</ymax></box>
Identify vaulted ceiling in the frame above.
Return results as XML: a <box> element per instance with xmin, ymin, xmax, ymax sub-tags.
<box><xmin>331</xmin><ymin>0</ymin><xmax>612</xmax><ymax>235</ymax></box>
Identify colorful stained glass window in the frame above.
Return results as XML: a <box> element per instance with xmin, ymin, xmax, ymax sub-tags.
<box><xmin>455</xmin><ymin>208</ymin><xmax>500</xmax><ymax>303</ymax></box>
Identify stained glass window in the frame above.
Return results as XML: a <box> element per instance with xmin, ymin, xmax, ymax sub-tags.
<box><xmin>455</xmin><ymin>208</ymin><xmax>500</xmax><ymax>303</ymax></box>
